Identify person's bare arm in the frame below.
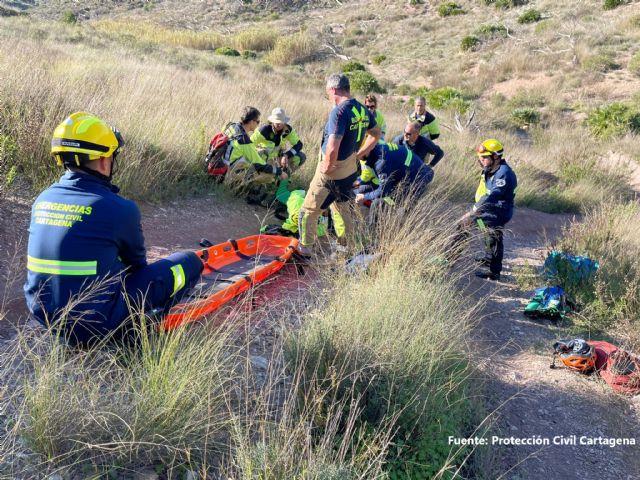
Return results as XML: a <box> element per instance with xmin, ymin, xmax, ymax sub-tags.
<box><xmin>356</xmin><ymin>125</ymin><xmax>381</xmax><ymax>159</ymax></box>
<box><xmin>321</xmin><ymin>134</ymin><xmax>342</xmax><ymax>174</ymax></box>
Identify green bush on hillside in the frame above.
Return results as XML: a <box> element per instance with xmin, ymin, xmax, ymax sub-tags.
<box><xmin>372</xmin><ymin>54</ymin><xmax>387</xmax><ymax>65</ymax></box>
<box><xmin>518</xmin><ymin>8</ymin><xmax>542</xmax><ymax>24</ymax></box>
<box><xmin>482</xmin><ymin>0</ymin><xmax>528</xmax><ymax>7</ymax></box>
<box><xmin>438</xmin><ymin>2</ymin><xmax>466</xmax><ymax>16</ymax></box>
<box><xmin>582</xmin><ymin>52</ymin><xmax>619</xmax><ymax>73</ymax></box>
<box><xmin>495</xmin><ymin>0</ymin><xmax>528</xmax><ymax>8</ymax></box>
<box><xmin>585</xmin><ymin>103</ymin><xmax>640</xmax><ymax>138</ymax></box>
<box><xmin>62</xmin><ymin>10</ymin><xmax>77</xmax><ymax>24</ymax></box>
<box><xmin>215</xmin><ymin>46</ymin><xmax>240</xmax><ymax>56</ymax></box>
<box><xmin>629</xmin><ymin>52</ymin><xmax>640</xmax><ymax>76</ymax></box>
<box><xmin>426</xmin><ymin>86</ymin><xmax>471</xmax><ymax>113</ymax></box>
<box><xmin>603</xmin><ymin>0</ymin><xmax>626</xmax><ymax>10</ymax></box>
<box><xmin>475</xmin><ymin>23</ymin><xmax>509</xmax><ymax>38</ymax></box>
<box><xmin>461</xmin><ymin>35</ymin><xmax>481</xmax><ymax>51</ymax></box>
<box><xmin>241</xmin><ymin>50</ymin><xmax>257</xmax><ymax>60</ymax></box>
<box><xmin>347</xmin><ymin>70</ymin><xmax>385</xmax><ymax>94</ymax></box>
<box><xmin>341</xmin><ymin>60</ymin><xmax>366</xmax><ymax>73</ymax></box>
<box><xmin>511</xmin><ymin>107</ymin><xmax>540</xmax><ymax>126</ymax></box>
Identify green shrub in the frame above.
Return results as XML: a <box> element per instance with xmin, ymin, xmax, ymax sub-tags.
<box><xmin>438</xmin><ymin>2</ymin><xmax>466</xmax><ymax>16</ymax></box>
<box><xmin>241</xmin><ymin>50</ymin><xmax>257</xmax><ymax>59</ymax></box>
<box><xmin>461</xmin><ymin>35</ymin><xmax>481</xmax><ymax>51</ymax></box>
<box><xmin>426</xmin><ymin>86</ymin><xmax>471</xmax><ymax>113</ymax></box>
<box><xmin>62</xmin><ymin>10</ymin><xmax>77</xmax><ymax>24</ymax></box>
<box><xmin>518</xmin><ymin>8</ymin><xmax>542</xmax><ymax>23</ymax></box>
<box><xmin>341</xmin><ymin>60</ymin><xmax>366</xmax><ymax>73</ymax></box>
<box><xmin>214</xmin><ymin>46</ymin><xmax>240</xmax><ymax>56</ymax></box>
<box><xmin>585</xmin><ymin>103</ymin><xmax>640</xmax><ymax>138</ymax></box>
<box><xmin>347</xmin><ymin>70</ymin><xmax>385</xmax><ymax>94</ymax></box>
<box><xmin>582</xmin><ymin>52</ymin><xmax>619</xmax><ymax>72</ymax></box>
<box><xmin>483</xmin><ymin>0</ymin><xmax>528</xmax><ymax>7</ymax></box>
<box><xmin>511</xmin><ymin>107</ymin><xmax>540</xmax><ymax>126</ymax></box>
<box><xmin>475</xmin><ymin>23</ymin><xmax>509</xmax><ymax>38</ymax></box>
<box><xmin>603</xmin><ymin>0</ymin><xmax>626</xmax><ymax>10</ymax></box>
<box><xmin>372</xmin><ymin>54</ymin><xmax>387</xmax><ymax>65</ymax></box>
<box><xmin>630</xmin><ymin>15</ymin><xmax>640</xmax><ymax>27</ymax></box>
<box><xmin>629</xmin><ymin>51</ymin><xmax>640</xmax><ymax>76</ymax></box>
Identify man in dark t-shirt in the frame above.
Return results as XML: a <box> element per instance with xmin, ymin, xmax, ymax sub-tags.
<box><xmin>298</xmin><ymin>74</ymin><xmax>381</xmax><ymax>255</ymax></box>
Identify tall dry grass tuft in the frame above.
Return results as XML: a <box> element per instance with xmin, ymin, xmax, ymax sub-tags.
<box><xmin>1</xmin><ymin>313</ymin><xmax>241</xmax><ymax>476</ymax></box>
<box><xmin>265</xmin><ymin>31</ymin><xmax>318</xmax><ymax>66</ymax></box>
<box><xmin>557</xmin><ymin>202</ymin><xmax>640</xmax><ymax>347</ymax></box>
<box><xmin>0</xmin><ymin>27</ymin><xmax>326</xmax><ymax>199</ymax></box>
<box><xmin>285</xmin><ymin>194</ymin><xmax>484</xmax><ymax>479</ymax></box>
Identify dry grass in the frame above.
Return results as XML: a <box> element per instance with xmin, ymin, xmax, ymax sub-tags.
<box><xmin>0</xmin><ymin>195</ymin><xmax>486</xmax><ymax>478</ymax></box>
<box><xmin>557</xmin><ymin>202</ymin><xmax>640</xmax><ymax>348</ymax></box>
<box><xmin>0</xmin><ymin>20</ymin><xmax>325</xmax><ymax>199</ymax></box>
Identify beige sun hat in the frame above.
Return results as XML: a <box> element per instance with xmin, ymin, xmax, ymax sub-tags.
<box><xmin>268</xmin><ymin>107</ymin><xmax>290</xmax><ymax>124</ymax></box>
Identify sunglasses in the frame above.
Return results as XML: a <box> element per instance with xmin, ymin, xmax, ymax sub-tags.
<box><xmin>365</xmin><ymin>104</ymin><xmax>376</xmax><ymax>109</ymax></box>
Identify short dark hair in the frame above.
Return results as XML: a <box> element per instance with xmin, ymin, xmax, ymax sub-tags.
<box><xmin>241</xmin><ymin>106</ymin><xmax>261</xmax><ymax>124</ymax></box>
<box><xmin>364</xmin><ymin>94</ymin><xmax>377</xmax><ymax>106</ymax></box>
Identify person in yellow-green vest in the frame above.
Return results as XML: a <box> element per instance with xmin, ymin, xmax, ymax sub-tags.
<box><xmin>223</xmin><ymin>106</ymin><xmax>288</xmax><ymax>202</ymax></box>
<box><xmin>261</xmin><ymin>179</ymin><xmax>345</xmax><ymax>239</ymax></box>
<box><xmin>364</xmin><ymin>94</ymin><xmax>386</xmax><ymax>140</ymax></box>
<box><xmin>250</xmin><ymin>107</ymin><xmax>306</xmax><ymax>172</ymax></box>
<box><xmin>408</xmin><ymin>96</ymin><xmax>440</xmax><ymax>141</ymax></box>
<box><xmin>451</xmin><ymin>139</ymin><xmax>517</xmax><ymax>281</ymax></box>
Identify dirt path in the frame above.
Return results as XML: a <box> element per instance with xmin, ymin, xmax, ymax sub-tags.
<box><xmin>469</xmin><ymin>208</ymin><xmax>640</xmax><ymax>479</ymax></box>
<box><xmin>4</xmin><ymin>191</ymin><xmax>640</xmax><ymax>478</ymax></box>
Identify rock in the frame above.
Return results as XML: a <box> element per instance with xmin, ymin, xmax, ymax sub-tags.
<box><xmin>185</xmin><ymin>470</ymin><xmax>198</xmax><ymax>480</ymax></box>
<box><xmin>47</xmin><ymin>475</ymin><xmax>63</xmax><ymax>480</ymax></box>
<box><xmin>250</xmin><ymin>355</ymin><xmax>268</xmax><ymax>370</ymax></box>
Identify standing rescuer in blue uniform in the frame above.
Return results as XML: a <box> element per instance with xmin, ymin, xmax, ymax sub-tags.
<box><xmin>24</xmin><ymin>112</ymin><xmax>203</xmax><ymax>345</ymax></box>
<box><xmin>297</xmin><ymin>74</ymin><xmax>381</xmax><ymax>256</ymax></box>
<box><xmin>454</xmin><ymin>139</ymin><xmax>517</xmax><ymax>281</ymax></box>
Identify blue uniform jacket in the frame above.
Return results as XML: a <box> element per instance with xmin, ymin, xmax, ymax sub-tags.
<box><xmin>392</xmin><ymin>134</ymin><xmax>444</xmax><ymax>167</ymax></box>
<box><xmin>358</xmin><ymin>143</ymin><xmax>434</xmax><ymax>201</ymax></box>
<box><xmin>474</xmin><ymin>161</ymin><xmax>517</xmax><ymax>226</ymax></box>
<box><xmin>24</xmin><ymin>171</ymin><xmax>147</xmax><ymax>334</ymax></box>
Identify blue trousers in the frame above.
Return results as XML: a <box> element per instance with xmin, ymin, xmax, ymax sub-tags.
<box><xmin>67</xmin><ymin>251</ymin><xmax>203</xmax><ymax>345</ymax></box>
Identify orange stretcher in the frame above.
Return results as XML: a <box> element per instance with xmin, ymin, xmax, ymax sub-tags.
<box><xmin>160</xmin><ymin>235</ymin><xmax>299</xmax><ymax>330</ymax></box>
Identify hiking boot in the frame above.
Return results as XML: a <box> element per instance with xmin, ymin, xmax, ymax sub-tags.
<box><xmin>296</xmin><ymin>244</ymin><xmax>313</xmax><ymax>259</ymax></box>
<box><xmin>474</xmin><ymin>270</ymin><xmax>500</xmax><ymax>281</ymax></box>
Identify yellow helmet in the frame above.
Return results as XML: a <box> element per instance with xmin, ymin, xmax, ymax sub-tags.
<box><xmin>475</xmin><ymin>139</ymin><xmax>504</xmax><ymax>157</ymax></box>
<box><xmin>51</xmin><ymin>112</ymin><xmax>124</xmax><ymax>167</ymax></box>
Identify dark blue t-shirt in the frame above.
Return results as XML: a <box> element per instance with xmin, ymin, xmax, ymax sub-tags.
<box><xmin>321</xmin><ymin>98</ymin><xmax>377</xmax><ymax>161</ymax></box>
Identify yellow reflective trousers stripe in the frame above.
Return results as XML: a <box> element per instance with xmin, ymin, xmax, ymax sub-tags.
<box><xmin>170</xmin><ymin>264</ymin><xmax>186</xmax><ymax>297</ymax></box>
<box><xmin>27</xmin><ymin>255</ymin><xmax>97</xmax><ymax>275</ymax></box>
